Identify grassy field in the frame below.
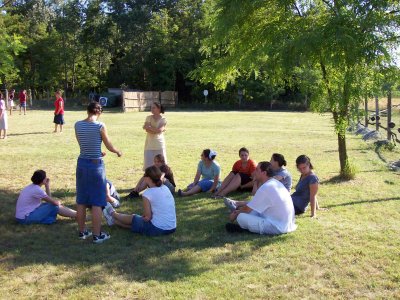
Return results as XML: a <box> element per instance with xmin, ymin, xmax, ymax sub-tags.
<box><xmin>0</xmin><ymin>108</ymin><xmax>399</xmax><ymax>299</ymax></box>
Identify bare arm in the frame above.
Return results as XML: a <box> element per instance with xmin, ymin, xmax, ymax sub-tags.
<box><xmin>207</xmin><ymin>174</ymin><xmax>220</xmax><ymax>193</ymax></box>
<box><xmin>100</xmin><ymin>125</ymin><xmax>122</xmax><ymax>157</ymax></box>
<box><xmin>229</xmin><ymin>205</ymin><xmax>252</xmax><ymax>222</ymax></box>
<box><xmin>142</xmin><ymin>197</ymin><xmax>152</xmax><ymax>221</ymax></box>
<box><xmin>42</xmin><ymin>178</ymin><xmax>61</xmax><ymax>206</ymax></box>
<box><xmin>193</xmin><ymin>170</ymin><xmax>201</xmax><ymax>186</ymax></box>
<box><xmin>309</xmin><ymin>183</ymin><xmax>319</xmax><ymax>217</ymax></box>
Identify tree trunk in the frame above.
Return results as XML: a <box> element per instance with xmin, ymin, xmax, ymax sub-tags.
<box><xmin>337</xmin><ymin>131</ymin><xmax>348</xmax><ymax>173</ymax></box>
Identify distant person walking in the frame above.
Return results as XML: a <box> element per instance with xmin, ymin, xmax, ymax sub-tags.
<box><xmin>19</xmin><ymin>89</ymin><xmax>27</xmax><ymax>115</ymax></box>
<box><xmin>53</xmin><ymin>90</ymin><xmax>65</xmax><ymax>133</ymax></box>
<box><xmin>75</xmin><ymin>102</ymin><xmax>122</xmax><ymax>243</ymax></box>
<box><xmin>8</xmin><ymin>89</ymin><xmax>15</xmax><ymax>115</ymax></box>
<box><xmin>0</xmin><ymin>91</ymin><xmax>8</xmax><ymax>139</ymax></box>
<box><xmin>143</xmin><ymin>102</ymin><xmax>167</xmax><ymax>170</ymax></box>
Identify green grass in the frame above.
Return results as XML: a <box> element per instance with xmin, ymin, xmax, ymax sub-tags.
<box><xmin>0</xmin><ymin>108</ymin><xmax>399</xmax><ymax>299</ymax></box>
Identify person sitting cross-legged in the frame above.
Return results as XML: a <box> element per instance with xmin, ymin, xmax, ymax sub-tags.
<box><xmin>103</xmin><ymin>165</ymin><xmax>176</xmax><ymax>236</ymax></box>
<box><xmin>15</xmin><ymin>170</ymin><xmax>77</xmax><ymax>225</ymax></box>
<box><xmin>224</xmin><ymin>161</ymin><xmax>297</xmax><ymax>235</ymax></box>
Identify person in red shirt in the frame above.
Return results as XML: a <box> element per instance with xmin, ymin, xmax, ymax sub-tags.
<box><xmin>53</xmin><ymin>90</ymin><xmax>65</xmax><ymax>133</ymax></box>
<box><xmin>213</xmin><ymin>147</ymin><xmax>257</xmax><ymax>198</ymax></box>
<box><xmin>19</xmin><ymin>89</ymin><xmax>27</xmax><ymax>115</ymax></box>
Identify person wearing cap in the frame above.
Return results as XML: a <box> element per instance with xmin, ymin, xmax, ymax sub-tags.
<box><xmin>224</xmin><ymin>161</ymin><xmax>297</xmax><ymax>235</ymax></box>
<box><xmin>178</xmin><ymin>149</ymin><xmax>221</xmax><ymax>197</ymax></box>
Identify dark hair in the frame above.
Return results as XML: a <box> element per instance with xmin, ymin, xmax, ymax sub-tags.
<box><xmin>296</xmin><ymin>155</ymin><xmax>314</xmax><ymax>169</ymax></box>
<box><xmin>202</xmin><ymin>149</ymin><xmax>216</xmax><ymax>160</ymax></box>
<box><xmin>272</xmin><ymin>153</ymin><xmax>287</xmax><ymax>167</ymax></box>
<box><xmin>154</xmin><ymin>154</ymin><xmax>165</xmax><ymax>164</ymax></box>
<box><xmin>31</xmin><ymin>170</ymin><xmax>46</xmax><ymax>185</ymax></box>
<box><xmin>238</xmin><ymin>147</ymin><xmax>249</xmax><ymax>156</ymax></box>
<box><xmin>87</xmin><ymin>102</ymin><xmax>103</xmax><ymax>115</ymax></box>
<box><xmin>152</xmin><ymin>102</ymin><xmax>165</xmax><ymax>114</ymax></box>
<box><xmin>55</xmin><ymin>89</ymin><xmax>62</xmax><ymax>95</ymax></box>
<box><xmin>258</xmin><ymin>161</ymin><xmax>274</xmax><ymax>177</ymax></box>
<box><xmin>144</xmin><ymin>166</ymin><xmax>163</xmax><ymax>187</ymax></box>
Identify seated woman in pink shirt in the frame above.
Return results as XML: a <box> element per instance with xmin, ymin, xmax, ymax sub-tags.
<box><xmin>15</xmin><ymin>170</ymin><xmax>77</xmax><ymax>224</ymax></box>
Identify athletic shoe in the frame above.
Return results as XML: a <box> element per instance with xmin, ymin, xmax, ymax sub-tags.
<box><xmin>223</xmin><ymin>197</ymin><xmax>237</xmax><ymax>212</ymax></box>
<box><xmin>78</xmin><ymin>229</ymin><xmax>92</xmax><ymax>240</ymax></box>
<box><xmin>111</xmin><ymin>199</ymin><xmax>120</xmax><ymax>208</ymax></box>
<box><xmin>93</xmin><ymin>232</ymin><xmax>111</xmax><ymax>244</ymax></box>
<box><xmin>103</xmin><ymin>203</ymin><xmax>115</xmax><ymax>226</ymax></box>
<box><xmin>225</xmin><ymin>223</ymin><xmax>246</xmax><ymax>233</ymax></box>
<box><xmin>126</xmin><ymin>190</ymin><xmax>140</xmax><ymax>200</ymax></box>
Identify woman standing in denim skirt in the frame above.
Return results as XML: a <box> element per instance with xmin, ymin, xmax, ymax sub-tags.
<box><xmin>75</xmin><ymin>102</ymin><xmax>122</xmax><ymax>243</ymax></box>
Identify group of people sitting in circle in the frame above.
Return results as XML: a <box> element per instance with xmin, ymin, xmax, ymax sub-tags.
<box><xmin>14</xmin><ymin>101</ymin><xmax>321</xmax><ymax>243</ymax></box>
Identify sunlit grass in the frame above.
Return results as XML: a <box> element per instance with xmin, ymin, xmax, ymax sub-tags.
<box><xmin>0</xmin><ymin>108</ymin><xmax>399</xmax><ymax>299</ymax></box>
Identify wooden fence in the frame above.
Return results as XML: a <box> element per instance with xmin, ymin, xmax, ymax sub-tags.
<box><xmin>122</xmin><ymin>91</ymin><xmax>177</xmax><ymax>112</ymax></box>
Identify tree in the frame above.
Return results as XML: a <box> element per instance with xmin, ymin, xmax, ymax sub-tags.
<box><xmin>194</xmin><ymin>0</ymin><xmax>400</xmax><ymax>178</ymax></box>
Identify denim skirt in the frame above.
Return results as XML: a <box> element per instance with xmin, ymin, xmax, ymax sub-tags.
<box><xmin>76</xmin><ymin>158</ymin><xmax>107</xmax><ymax>207</ymax></box>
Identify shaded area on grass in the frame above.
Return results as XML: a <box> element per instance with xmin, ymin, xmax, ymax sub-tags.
<box><xmin>0</xmin><ymin>188</ymin><xmax>290</xmax><ymax>283</ymax></box>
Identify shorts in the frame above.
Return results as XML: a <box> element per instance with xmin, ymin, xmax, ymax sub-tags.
<box><xmin>131</xmin><ymin>215</ymin><xmax>176</xmax><ymax>236</ymax></box>
<box><xmin>143</xmin><ymin>149</ymin><xmax>167</xmax><ymax>170</ymax></box>
<box><xmin>196</xmin><ymin>179</ymin><xmax>221</xmax><ymax>192</ymax></box>
<box><xmin>54</xmin><ymin>114</ymin><xmax>65</xmax><ymax>125</ymax></box>
<box><xmin>76</xmin><ymin>158</ymin><xmax>107</xmax><ymax>207</ymax></box>
<box><xmin>236</xmin><ymin>172</ymin><xmax>252</xmax><ymax>185</ymax></box>
<box><xmin>16</xmin><ymin>202</ymin><xmax>59</xmax><ymax>225</ymax></box>
<box><xmin>20</xmin><ymin>102</ymin><xmax>27</xmax><ymax>107</ymax></box>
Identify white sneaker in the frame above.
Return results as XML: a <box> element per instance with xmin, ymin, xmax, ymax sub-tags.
<box><xmin>111</xmin><ymin>199</ymin><xmax>120</xmax><ymax>208</ymax></box>
<box><xmin>223</xmin><ymin>197</ymin><xmax>237</xmax><ymax>212</ymax></box>
<box><xmin>103</xmin><ymin>203</ymin><xmax>115</xmax><ymax>226</ymax></box>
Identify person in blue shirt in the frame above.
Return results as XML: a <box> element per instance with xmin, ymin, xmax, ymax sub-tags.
<box><xmin>291</xmin><ymin>155</ymin><xmax>320</xmax><ymax>218</ymax></box>
<box><xmin>178</xmin><ymin>149</ymin><xmax>221</xmax><ymax>197</ymax></box>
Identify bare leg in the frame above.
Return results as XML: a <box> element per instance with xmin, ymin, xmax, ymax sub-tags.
<box><xmin>114</xmin><ymin>219</ymin><xmax>132</xmax><ymax>229</ymax></box>
<box><xmin>77</xmin><ymin>204</ymin><xmax>87</xmax><ymax>232</ymax></box>
<box><xmin>23</xmin><ymin>106</ymin><xmax>26</xmax><ymax>115</ymax></box>
<box><xmin>54</xmin><ymin>124</ymin><xmax>57</xmax><ymax>133</ymax></box>
<box><xmin>60</xmin><ymin>124</ymin><xmax>63</xmax><ymax>132</ymax></box>
<box><xmin>181</xmin><ymin>185</ymin><xmax>202</xmax><ymax>196</ymax></box>
<box><xmin>217</xmin><ymin>174</ymin><xmax>241</xmax><ymax>196</ymax></box>
<box><xmin>112</xmin><ymin>211</ymin><xmax>134</xmax><ymax>225</ymax></box>
<box><xmin>134</xmin><ymin>177</ymin><xmax>147</xmax><ymax>193</ymax></box>
<box><xmin>58</xmin><ymin>205</ymin><xmax>77</xmax><ymax>218</ymax></box>
<box><xmin>91</xmin><ymin>206</ymin><xmax>102</xmax><ymax>236</ymax></box>
<box><xmin>215</xmin><ymin>172</ymin><xmax>235</xmax><ymax>196</ymax></box>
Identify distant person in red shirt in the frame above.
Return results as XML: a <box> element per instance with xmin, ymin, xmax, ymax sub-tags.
<box><xmin>19</xmin><ymin>89</ymin><xmax>27</xmax><ymax>115</ymax></box>
<box><xmin>53</xmin><ymin>90</ymin><xmax>65</xmax><ymax>133</ymax></box>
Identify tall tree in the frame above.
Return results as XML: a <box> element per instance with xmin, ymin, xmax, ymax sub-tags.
<box><xmin>195</xmin><ymin>0</ymin><xmax>400</xmax><ymax>178</ymax></box>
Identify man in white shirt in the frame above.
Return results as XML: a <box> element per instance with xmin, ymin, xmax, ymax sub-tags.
<box><xmin>225</xmin><ymin>161</ymin><xmax>297</xmax><ymax>235</ymax></box>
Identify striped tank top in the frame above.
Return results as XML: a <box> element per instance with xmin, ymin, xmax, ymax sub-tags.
<box><xmin>75</xmin><ymin>120</ymin><xmax>104</xmax><ymax>159</ymax></box>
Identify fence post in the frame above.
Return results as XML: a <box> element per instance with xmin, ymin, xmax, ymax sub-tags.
<box><xmin>375</xmin><ymin>95</ymin><xmax>379</xmax><ymax>132</ymax></box>
<box><xmin>387</xmin><ymin>90</ymin><xmax>392</xmax><ymax>141</ymax></box>
<box><xmin>364</xmin><ymin>96</ymin><xmax>368</xmax><ymax>127</ymax></box>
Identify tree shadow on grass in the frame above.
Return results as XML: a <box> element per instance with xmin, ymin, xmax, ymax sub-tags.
<box><xmin>0</xmin><ymin>188</ymin><xmax>290</xmax><ymax>283</ymax></box>
<box><xmin>325</xmin><ymin>197</ymin><xmax>400</xmax><ymax>209</ymax></box>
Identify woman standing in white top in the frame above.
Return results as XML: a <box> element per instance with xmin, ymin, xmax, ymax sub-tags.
<box><xmin>143</xmin><ymin>102</ymin><xmax>167</xmax><ymax>170</ymax></box>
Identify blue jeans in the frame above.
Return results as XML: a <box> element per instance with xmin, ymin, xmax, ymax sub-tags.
<box><xmin>131</xmin><ymin>215</ymin><xmax>175</xmax><ymax>236</ymax></box>
<box><xmin>16</xmin><ymin>203</ymin><xmax>59</xmax><ymax>225</ymax></box>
